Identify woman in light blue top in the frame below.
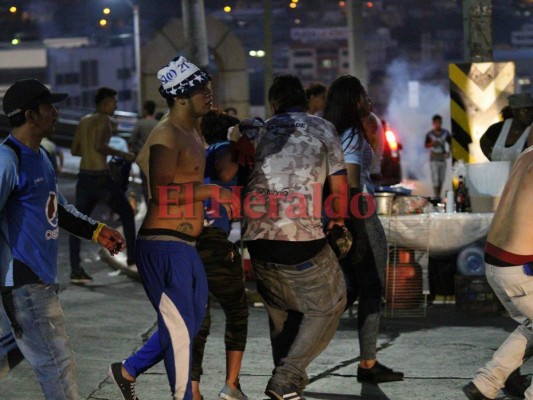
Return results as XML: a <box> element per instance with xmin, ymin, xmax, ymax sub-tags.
<box><xmin>324</xmin><ymin>75</ymin><xmax>404</xmax><ymax>384</ymax></box>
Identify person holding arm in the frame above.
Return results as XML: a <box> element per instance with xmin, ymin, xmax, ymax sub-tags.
<box><xmin>231</xmin><ymin>74</ymin><xmax>348</xmax><ymax>400</ymax></box>
<box><xmin>190</xmin><ymin>109</ymin><xmax>249</xmax><ymax>400</ymax></box>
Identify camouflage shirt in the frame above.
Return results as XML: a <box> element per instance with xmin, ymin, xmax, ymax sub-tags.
<box><xmin>242</xmin><ymin>112</ymin><xmax>346</xmax><ymax>242</ymax></box>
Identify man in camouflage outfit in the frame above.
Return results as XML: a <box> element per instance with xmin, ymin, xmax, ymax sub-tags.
<box><xmin>230</xmin><ymin>75</ymin><xmax>348</xmax><ymax>400</ymax></box>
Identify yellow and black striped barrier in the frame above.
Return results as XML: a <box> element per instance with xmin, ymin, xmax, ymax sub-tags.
<box><xmin>449</xmin><ymin>62</ymin><xmax>515</xmax><ymax>162</ymax></box>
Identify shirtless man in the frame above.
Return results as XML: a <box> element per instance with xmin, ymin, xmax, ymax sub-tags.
<box><xmin>69</xmin><ymin>87</ymin><xmax>136</xmax><ymax>283</ymax></box>
<box><xmin>463</xmin><ymin>146</ymin><xmax>533</xmax><ymax>400</ymax></box>
<box><xmin>108</xmin><ymin>56</ymin><xmax>235</xmax><ymax>400</ymax></box>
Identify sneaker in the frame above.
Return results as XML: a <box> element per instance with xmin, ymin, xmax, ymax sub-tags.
<box><xmin>70</xmin><ymin>268</ymin><xmax>93</xmax><ymax>284</ymax></box>
<box><xmin>108</xmin><ymin>362</ymin><xmax>139</xmax><ymax>400</ymax></box>
<box><xmin>219</xmin><ymin>383</ymin><xmax>249</xmax><ymax>400</ymax></box>
<box><xmin>462</xmin><ymin>382</ymin><xmax>491</xmax><ymax>400</ymax></box>
<box><xmin>357</xmin><ymin>362</ymin><xmax>404</xmax><ymax>383</ymax></box>
<box><xmin>504</xmin><ymin>368</ymin><xmax>530</xmax><ymax>399</ymax></box>
<box><xmin>265</xmin><ymin>382</ymin><xmax>302</xmax><ymax>400</ymax></box>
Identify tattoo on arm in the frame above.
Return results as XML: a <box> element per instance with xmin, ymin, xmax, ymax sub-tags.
<box><xmin>176</xmin><ymin>223</ymin><xmax>193</xmax><ymax>234</ymax></box>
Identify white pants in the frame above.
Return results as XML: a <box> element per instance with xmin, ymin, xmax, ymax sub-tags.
<box><xmin>473</xmin><ymin>263</ymin><xmax>533</xmax><ymax>399</ymax></box>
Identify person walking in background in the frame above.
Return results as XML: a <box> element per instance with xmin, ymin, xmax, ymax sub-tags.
<box><xmin>305</xmin><ymin>81</ymin><xmax>327</xmax><ymax>117</ymax></box>
<box><xmin>107</xmin><ymin>56</ymin><xmax>236</xmax><ymax>400</ymax></box>
<box><xmin>130</xmin><ymin>100</ymin><xmax>158</xmax><ymax>202</ymax></box>
<box><xmin>230</xmin><ymin>74</ymin><xmax>347</xmax><ymax>400</ymax></box>
<box><xmin>69</xmin><ymin>87</ymin><xmax>136</xmax><ymax>283</ymax></box>
<box><xmin>463</xmin><ymin>145</ymin><xmax>533</xmax><ymax>400</ymax></box>
<box><xmin>324</xmin><ymin>75</ymin><xmax>404</xmax><ymax>385</ymax></box>
<box><xmin>0</xmin><ymin>78</ymin><xmax>127</xmax><ymax>399</ymax></box>
<box><xmin>480</xmin><ymin>93</ymin><xmax>533</xmax><ymax>166</ymax></box>
<box><xmin>424</xmin><ymin>114</ymin><xmax>451</xmax><ymax>199</ymax></box>
<box><xmin>191</xmin><ymin>109</ymin><xmax>249</xmax><ymax>400</ymax></box>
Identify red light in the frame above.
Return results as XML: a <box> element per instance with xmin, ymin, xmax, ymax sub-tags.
<box><xmin>385</xmin><ymin>129</ymin><xmax>398</xmax><ymax>152</ymax></box>
<box><xmin>366</xmin><ymin>1</ymin><xmax>374</xmax><ymax>7</ymax></box>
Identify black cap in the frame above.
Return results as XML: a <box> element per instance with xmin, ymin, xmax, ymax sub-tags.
<box><xmin>3</xmin><ymin>79</ymin><xmax>68</xmax><ymax>118</ymax></box>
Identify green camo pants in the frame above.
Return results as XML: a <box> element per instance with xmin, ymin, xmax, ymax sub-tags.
<box><xmin>191</xmin><ymin>227</ymin><xmax>249</xmax><ymax>381</ymax></box>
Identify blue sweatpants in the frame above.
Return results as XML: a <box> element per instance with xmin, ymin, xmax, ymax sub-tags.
<box><xmin>126</xmin><ymin>238</ymin><xmax>208</xmax><ymax>400</ymax></box>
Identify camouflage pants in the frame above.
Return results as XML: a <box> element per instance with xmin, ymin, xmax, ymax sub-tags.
<box><xmin>191</xmin><ymin>227</ymin><xmax>249</xmax><ymax>382</ymax></box>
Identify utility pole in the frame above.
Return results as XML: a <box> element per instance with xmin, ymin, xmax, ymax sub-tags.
<box><xmin>347</xmin><ymin>0</ymin><xmax>368</xmax><ymax>86</ymax></box>
<box><xmin>463</xmin><ymin>0</ymin><xmax>493</xmax><ymax>62</ymax></box>
<box><xmin>181</xmin><ymin>0</ymin><xmax>209</xmax><ymax>69</ymax></box>
<box><xmin>264</xmin><ymin>0</ymin><xmax>273</xmax><ymax>118</ymax></box>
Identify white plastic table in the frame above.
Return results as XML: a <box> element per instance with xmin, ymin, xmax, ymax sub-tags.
<box><xmin>378</xmin><ymin>212</ymin><xmax>494</xmax><ymax>257</ymax></box>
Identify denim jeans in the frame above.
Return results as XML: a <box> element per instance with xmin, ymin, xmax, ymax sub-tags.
<box><xmin>473</xmin><ymin>264</ymin><xmax>533</xmax><ymax>399</ymax></box>
<box><xmin>252</xmin><ymin>243</ymin><xmax>346</xmax><ymax>390</ymax></box>
<box><xmin>1</xmin><ymin>284</ymin><xmax>78</xmax><ymax>399</ymax></box>
<box><xmin>430</xmin><ymin>160</ymin><xmax>447</xmax><ymax>195</ymax></box>
<box><xmin>342</xmin><ymin>211</ymin><xmax>387</xmax><ymax>361</ymax></box>
<box><xmin>69</xmin><ymin>172</ymin><xmax>136</xmax><ymax>272</ymax></box>
<box><xmin>0</xmin><ymin>301</ymin><xmax>23</xmax><ymax>378</ymax></box>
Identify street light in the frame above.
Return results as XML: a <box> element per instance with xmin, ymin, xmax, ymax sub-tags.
<box><xmin>111</xmin><ymin>0</ymin><xmax>142</xmax><ymax>115</ymax></box>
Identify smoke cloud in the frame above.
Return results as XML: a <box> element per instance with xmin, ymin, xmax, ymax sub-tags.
<box><xmin>383</xmin><ymin>59</ymin><xmax>452</xmax><ymax>198</ymax></box>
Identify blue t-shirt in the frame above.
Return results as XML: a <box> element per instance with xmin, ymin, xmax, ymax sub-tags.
<box><xmin>203</xmin><ymin>141</ymin><xmax>236</xmax><ymax>234</ymax></box>
<box><xmin>0</xmin><ymin>136</ymin><xmax>61</xmax><ymax>285</ymax></box>
<box><xmin>341</xmin><ymin>127</ymin><xmax>375</xmax><ymax>195</ymax></box>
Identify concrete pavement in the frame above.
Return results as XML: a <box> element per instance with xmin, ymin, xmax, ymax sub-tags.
<box><xmin>1</xmin><ymin>170</ymin><xmax>530</xmax><ymax>399</ymax></box>
<box><xmin>1</xmin><ymin>258</ymin><xmax>527</xmax><ymax>400</ymax></box>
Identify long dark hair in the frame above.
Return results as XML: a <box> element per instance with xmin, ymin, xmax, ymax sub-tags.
<box><xmin>268</xmin><ymin>74</ymin><xmax>308</xmax><ymax>113</ymax></box>
<box><xmin>323</xmin><ymin>75</ymin><xmax>369</xmax><ymax>146</ymax></box>
<box><xmin>200</xmin><ymin>108</ymin><xmax>240</xmax><ymax>145</ymax></box>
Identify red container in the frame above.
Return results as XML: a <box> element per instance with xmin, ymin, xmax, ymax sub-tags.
<box><xmin>385</xmin><ymin>262</ymin><xmax>424</xmax><ymax>309</ymax></box>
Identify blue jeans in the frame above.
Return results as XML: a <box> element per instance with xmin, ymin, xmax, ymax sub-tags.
<box><xmin>1</xmin><ymin>284</ymin><xmax>78</xmax><ymax>399</ymax></box>
<box><xmin>0</xmin><ymin>301</ymin><xmax>23</xmax><ymax>378</ymax></box>
<box><xmin>69</xmin><ymin>172</ymin><xmax>136</xmax><ymax>272</ymax></box>
<box><xmin>430</xmin><ymin>159</ymin><xmax>447</xmax><ymax>196</ymax></box>
<box><xmin>252</xmin><ymin>243</ymin><xmax>346</xmax><ymax>390</ymax></box>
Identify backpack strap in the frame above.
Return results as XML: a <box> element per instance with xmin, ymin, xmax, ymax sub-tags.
<box><xmin>2</xmin><ymin>138</ymin><xmax>21</xmax><ymax>169</ymax></box>
<box><xmin>2</xmin><ymin>137</ymin><xmax>55</xmax><ymax>170</ymax></box>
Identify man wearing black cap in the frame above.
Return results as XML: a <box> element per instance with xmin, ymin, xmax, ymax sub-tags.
<box><xmin>0</xmin><ymin>78</ymin><xmax>127</xmax><ymax>399</ymax></box>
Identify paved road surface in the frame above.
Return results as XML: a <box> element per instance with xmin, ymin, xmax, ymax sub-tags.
<box><xmin>0</xmin><ymin>174</ymin><xmax>529</xmax><ymax>400</ymax></box>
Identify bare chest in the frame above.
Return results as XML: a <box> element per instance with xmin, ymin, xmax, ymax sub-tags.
<box><xmin>176</xmin><ymin>136</ymin><xmax>206</xmax><ymax>177</ymax></box>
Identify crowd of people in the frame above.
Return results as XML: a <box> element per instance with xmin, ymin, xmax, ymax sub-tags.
<box><xmin>1</xmin><ymin>54</ymin><xmax>533</xmax><ymax>400</ymax></box>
